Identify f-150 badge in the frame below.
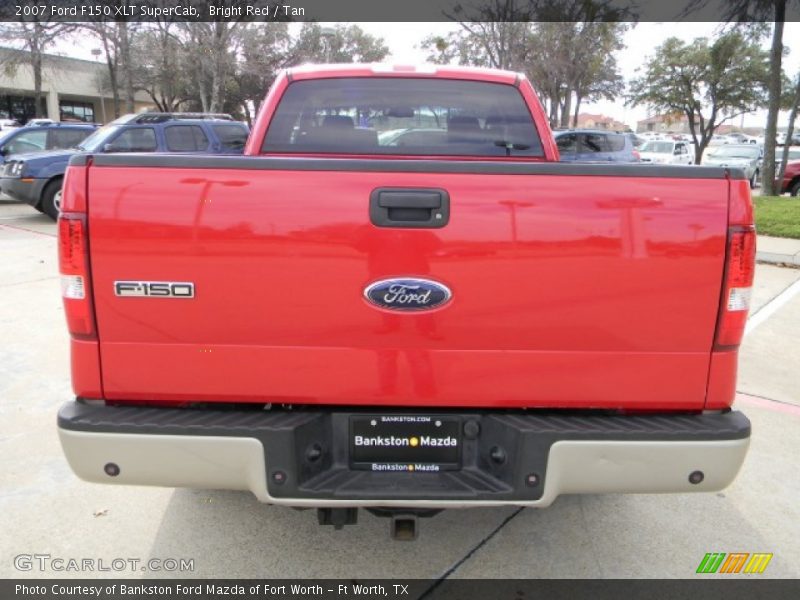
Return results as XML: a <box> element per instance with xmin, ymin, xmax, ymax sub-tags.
<box><xmin>114</xmin><ymin>281</ymin><xmax>194</xmax><ymax>298</ymax></box>
<box><xmin>363</xmin><ymin>278</ymin><xmax>451</xmax><ymax>311</ymax></box>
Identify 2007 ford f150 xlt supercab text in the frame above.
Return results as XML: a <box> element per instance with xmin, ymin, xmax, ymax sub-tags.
<box><xmin>56</xmin><ymin>64</ymin><xmax>754</xmax><ymax>538</ymax></box>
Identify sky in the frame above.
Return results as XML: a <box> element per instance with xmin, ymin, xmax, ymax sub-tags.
<box><xmin>57</xmin><ymin>21</ymin><xmax>800</xmax><ymax>131</ymax></box>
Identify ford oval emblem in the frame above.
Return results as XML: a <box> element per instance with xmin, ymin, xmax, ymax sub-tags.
<box><xmin>364</xmin><ymin>278</ymin><xmax>452</xmax><ymax>312</ymax></box>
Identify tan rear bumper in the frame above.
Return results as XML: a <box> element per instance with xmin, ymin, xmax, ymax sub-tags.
<box><xmin>58</xmin><ymin>428</ymin><xmax>750</xmax><ymax>509</ymax></box>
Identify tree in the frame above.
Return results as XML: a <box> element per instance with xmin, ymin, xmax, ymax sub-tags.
<box><xmin>235</xmin><ymin>24</ymin><xmax>295</xmax><ymax>123</ymax></box>
<box><xmin>0</xmin><ymin>2</ymin><xmax>75</xmax><ymax>119</ymax></box>
<box><xmin>419</xmin><ymin>2</ymin><xmax>628</xmax><ymax>127</ymax></box>
<box><xmin>180</xmin><ymin>21</ymin><xmax>243</xmax><ymax>113</ymax></box>
<box><xmin>117</xmin><ymin>21</ymin><xmax>137</xmax><ymax>114</ymax></box>
<box><xmin>78</xmin><ymin>23</ymin><xmax>121</xmax><ymax>119</ymax></box>
<box><xmin>628</xmin><ymin>30</ymin><xmax>770</xmax><ymax>164</ymax></box>
<box><xmin>527</xmin><ymin>22</ymin><xmax>627</xmax><ymax>127</ymax></box>
<box><xmin>777</xmin><ymin>71</ymin><xmax>800</xmax><ymax>188</ymax></box>
<box><xmin>751</xmin><ymin>2</ymin><xmax>785</xmax><ymax>194</ymax></box>
<box><xmin>77</xmin><ymin>16</ymin><xmax>143</xmax><ymax>119</ymax></box>
<box><xmin>232</xmin><ymin>24</ymin><xmax>388</xmax><ymax>124</ymax></box>
<box><xmin>131</xmin><ymin>22</ymin><xmax>193</xmax><ymax>112</ymax></box>
<box><xmin>684</xmin><ymin>0</ymin><xmax>800</xmax><ymax>194</ymax></box>
<box><xmin>421</xmin><ymin>22</ymin><xmax>532</xmax><ymax>71</ymax></box>
<box><xmin>573</xmin><ymin>51</ymin><xmax>624</xmax><ymax>126</ymax></box>
<box><xmin>290</xmin><ymin>24</ymin><xmax>389</xmax><ymax>64</ymax></box>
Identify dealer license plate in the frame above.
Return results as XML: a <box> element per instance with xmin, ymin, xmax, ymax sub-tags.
<box><xmin>350</xmin><ymin>415</ymin><xmax>461</xmax><ymax>472</ymax></box>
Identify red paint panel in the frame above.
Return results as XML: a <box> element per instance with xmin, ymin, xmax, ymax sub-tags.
<box><xmin>100</xmin><ymin>343</ymin><xmax>708</xmax><ymax>410</ymax></box>
<box><xmin>87</xmin><ymin>166</ymin><xmax>728</xmax><ymax>409</ymax></box>
<box><xmin>705</xmin><ymin>349</ymin><xmax>738</xmax><ymax>410</ymax></box>
<box><xmin>61</xmin><ymin>164</ymin><xmax>88</xmax><ymax>213</ymax></box>
<box><xmin>71</xmin><ymin>339</ymin><xmax>103</xmax><ymax>398</ymax></box>
<box><xmin>728</xmin><ymin>179</ymin><xmax>754</xmax><ymax>226</ymax></box>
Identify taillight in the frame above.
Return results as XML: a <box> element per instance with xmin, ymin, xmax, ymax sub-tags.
<box><xmin>58</xmin><ymin>213</ymin><xmax>96</xmax><ymax>339</ymax></box>
<box><xmin>714</xmin><ymin>226</ymin><xmax>756</xmax><ymax>348</ymax></box>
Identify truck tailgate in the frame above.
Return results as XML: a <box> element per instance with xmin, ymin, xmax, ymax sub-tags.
<box><xmin>86</xmin><ymin>158</ymin><xmax>728</xmax><ymax>410</ymax></box>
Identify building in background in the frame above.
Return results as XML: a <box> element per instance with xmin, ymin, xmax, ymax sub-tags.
<box><xmin>0</xmin><ymin>48</ymin><xmax>153</xmax><ymax>124</ymax></box>
<box><xmin>574</xmin><ymin>113</ymin><xmax>629</xmax><ymax>131</ymax></box>
<box><xmin>635</xmin><ymin>112</ymin><xmax>765</xmax><ymax>136</ymax></box>
<box><xmin>636</xmin><ymin>112</ymin><xmax>696</xmax><ymax>134</ymax></box>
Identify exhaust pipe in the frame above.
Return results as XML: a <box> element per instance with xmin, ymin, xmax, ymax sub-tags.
<box><xmin>317</xmin><ymin>507</ymin><xmax>358</xmax><ymax>530</ymax></box>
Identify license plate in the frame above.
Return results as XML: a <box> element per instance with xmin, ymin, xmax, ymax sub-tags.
<box><xmin>350</xmin><ymin>415</ymin><xmax>461</xmax><ymax>472</ymax></box>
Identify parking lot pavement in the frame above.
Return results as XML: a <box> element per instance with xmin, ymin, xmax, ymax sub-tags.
<box><xmin>738</xmin><ymin>265</ymin><xmax>800</xmax><ymax>406</ymax></box>
<box><xmin>1</xmin><ymin>202</ymin><xmax>799</xmax><ymax>579</ymax></box>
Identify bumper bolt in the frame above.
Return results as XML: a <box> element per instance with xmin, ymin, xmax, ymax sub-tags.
<box><xmin>489</xmin><ymin>446</ymin><xmax>506</xmax><ymax>465</ymax></box>
<box><xmin>305</xmin><ymin>443</ymin><xmax>323</xmax><ymax>463</ymax></box>
<box><xmin>272</xmin><ymin>470</ymin><xmax>287</xmax><ymax>485</ymax></box>
<box><xmin>103</xmin><ymin>463</ymin><xmax>120</xmax><ymax>477</ymax></box>
<box><xmin>525</xmin><ymin>473</ymin><xmax>540</xmax><ymax>487</ymax></box>
<box><xmin>689</xmin><ymin>470</ymin><xmax>704</xmax><ymax>485</ymax></box>
<box><xmin>463</xmin><ymin>420</ymin><xmax>480</xmax><ymax>440</ymax></box>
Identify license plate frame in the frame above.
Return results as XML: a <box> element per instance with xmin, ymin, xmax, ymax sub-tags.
<box><xmin>349</xmin><ymin>415</ymin><xmax>462</xmax><ymax>472</ymax></box>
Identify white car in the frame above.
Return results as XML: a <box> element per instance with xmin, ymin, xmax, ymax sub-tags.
<box><xmin>638</xmin><ymin>132</ymin><xmax>665</xmax><ymax>141</ymax></box>
<box><xmin>725</xmin><ymin>133</ymin><xmax>757</xmax><ymax>145</ymax></box>
<box><xmin>702</xmin><ymin>144</ymin><xmax>762</xmax><ymax>189</ymax></box>
<box><xmin>0</xmin><ymin>119</ymin><xmax>20</xmax><ymax>131</ymax></box>
<box><xmin>758</xmin><ymin>132</ymin><xmax>789</xmax><ymax>146</ymax></box>
<box><xmin>638</xmin><ymin>140</ymin><xmax>695</xmax><ymax>165</ymax></box>
<box><xmin>708</xmin><ymin>134</ymin><xmax>730</xmax><ymax>146</ymax></box>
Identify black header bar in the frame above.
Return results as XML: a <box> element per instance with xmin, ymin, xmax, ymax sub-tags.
<box><xmin>4</xmin><ymin>579</ymin><xmax>800</xmax><ymax>600</ymax></box>
<box><xmin>2</xmin><ymin>0</ymin><xmax>799</xmax><ymax>23</ymax></box>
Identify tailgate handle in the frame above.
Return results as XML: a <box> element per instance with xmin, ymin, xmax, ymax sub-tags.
<box><xmin>378</xmin><ymin>192</ymin><xmax>441</xmax><ymax>209</ymax></box>
<box><xmin>370</xmin><ymin>188</ymin><xmax>450</xmax><ymax>228</ymax></box>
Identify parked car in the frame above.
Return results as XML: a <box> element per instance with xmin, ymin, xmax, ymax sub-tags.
<box><xmin>622</xmin><ymin>131</ymin><xmax>645</xmax><ymax>148</ymax></box>
<box><xmin>754</xmin><ymin>132</ymin><xmax>788</xmax><ymax>146</ymax></box>
<box><xmin>56</xmin><ymin>64</ymin><xmax>753</xmax><ymax>538</ymax></box>
<box><xmin>0</xmin><ymin>118</ymin><xmax>20</xmax><ymax>131</ymax></box>
<box><xmin>554</xmin><ymin>129</ymin><xmax>640</xmax><ymax>162</ymax></box>
<box><xmin>776</xmin><ymin>147</ymin><xmax>800</xmax><ymax>195</ymax></box>
<box><xmin>779</xmin><ymin>159</ymin><xmax>800</xmax><ymax>196</ymax></box>
<box><xmin>724</xmin><ymin>133</ymin><xmax>757</xmax><ymax>145</ymax></box>
<box><xmin>638</xmin><ymin>131</ymin><xmax>664</xmax><ymax>141</ymax></box>
<box><xmin>775</xmin><ymin>146</ymin><xmax>800</xmax><ymax>174</ymax></box>
<box><xmin>708</xmin><ymin>134</ymin><xmax>729</xmax><ymax>146</ymax></box>
<box><xmin>0</xmin><ymin>123</ymin><xmax>96</xmax><ymax>165</ymax></box>
<box><xmin>377</xmin><ymin>127</ymin><xmax>447</xmax><ymax>147</ymax></box>
<box><xmin>661</xmin><ymin>133</ymin><xmax>693</xmax><ymax>143</ymax></box>
<box><xmin>0</xmin><ymin>113</ymin><xmax>249</xmax><ymax>219</ymax></box>
<box><xmin>638</xmin><ymin>140</ymin><xmax>694</xmax><ymax>165</ymax></box>
<box><xmin>702</xmin><ymin>144</ymin><xmax>763</xmax><ymax>189</ymax></box>
<box><xmin>26</xmin><ymin>118</ymin><xmax>56</xmax><ymax>127</ymax></box>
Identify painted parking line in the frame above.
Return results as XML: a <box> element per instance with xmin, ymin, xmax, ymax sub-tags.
<box><xmin>745</xmin><ymin>277</ymin><xmax>800</xmax><ymax>337</ymax></box>
<box><xmin>735</xmin><ymin>393</ymin><xmax>800</xmax><ymax>417</ymax></box>
<box><xmin>0</xmin><ymin>223</ymin><xmax>56</xmax><ymax>238</ymax></box>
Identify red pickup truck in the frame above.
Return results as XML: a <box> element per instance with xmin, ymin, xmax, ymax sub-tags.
<box><xmin>57</xmin><ymin>65</ymin><xmax>754</xmax><ymax>538</ymax></box>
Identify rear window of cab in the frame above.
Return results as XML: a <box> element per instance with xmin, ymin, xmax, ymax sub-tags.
<box><xmin>262</xmin><ymin>78</ymin><xmax>543</xmax><ymax>157</ymax></box>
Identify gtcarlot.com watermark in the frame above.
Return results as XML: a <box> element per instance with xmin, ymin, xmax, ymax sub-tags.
<box><xmin>14</xmin><ymin>553</ymin><xmax>194</xmax><ymax>573</ymax></box>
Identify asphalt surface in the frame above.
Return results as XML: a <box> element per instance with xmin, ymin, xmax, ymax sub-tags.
<box><xmin>1</xmin><ymin>201</ymin><xmax>798</xmax><ymax>579</ymax></box>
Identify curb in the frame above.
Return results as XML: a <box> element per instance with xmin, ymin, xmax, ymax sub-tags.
<box><xmin>756</xmin><ymin>252</ymin><xmax>800</xmax><ymax>268</ymax></box>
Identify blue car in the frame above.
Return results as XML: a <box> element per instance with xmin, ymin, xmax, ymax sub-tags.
<box><xmin>1</xmin><ymin>113</ymin><xmax>249</xmax><ymax>219</ymax></box>
<box><xmin>554</xmin><ymin>129</ymin><xmax>640</xmax><ymax>163</ymax></box>
<box><xmin>0</xmin><ymin>123</ymin><xmax>97</xmax><ymax>164</ymax></box>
